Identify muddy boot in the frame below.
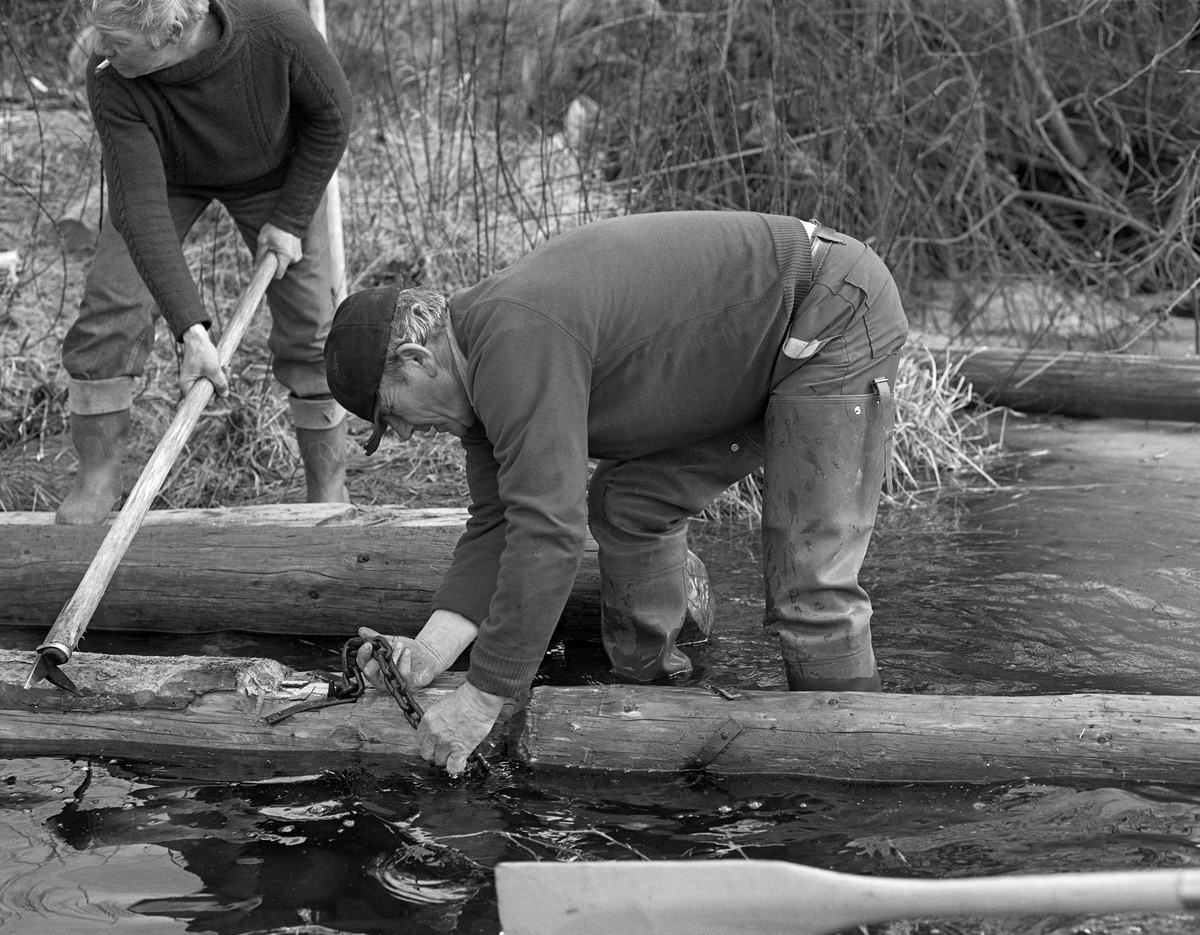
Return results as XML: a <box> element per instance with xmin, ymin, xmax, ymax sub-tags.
<box><xmin>763</xmin><ymin>379</ymin><xmax>893</xmax><ymax>692</ymax></box>
<box><xmin>599</xmin><ymin>532</ymin><xmax>697</xmax><ymax>681</ymax></box>
<box><xmin>56</xmin><ymin>408</ymin><xmax>131</xmax><ymax>525</ymax></box>
<box><xmin>295</xmin><ymin>419</ymin><xmax>351</xmax><ymax>503</ymax></box>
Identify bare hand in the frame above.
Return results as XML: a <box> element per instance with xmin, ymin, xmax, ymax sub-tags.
<box><xmin>417</xmin><ymin>681</ymin><xmax>506</xmax><ymax>776</ymax></box>
<box><xmin>180</xmin><ymin>324</ymin><xmax>227</xmax><ymax>398</ymax></box>
<box><xmin>256</xmin><ymin>222</ymin><xmax>302</xmax><ymax>279</ymax></box>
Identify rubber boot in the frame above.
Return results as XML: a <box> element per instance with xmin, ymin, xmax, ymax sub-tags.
<box><xmin>599</xmin><ymin>531</ymin><xmax>702</xmax><ymax>681</ymax></box>
<box><xmin>55</xmin><ymin>409</ymin><xmax>131</xmax><ymax>525</ymax></box>
<box><xmin>763</xmin><ymin>381</ymin><xmax>892</xmax><ymax>692</ymax></box>
<box><xmin>295</xmin><ymin>420</ymin><xmax>351</xmax><ymax>503</ymax></box>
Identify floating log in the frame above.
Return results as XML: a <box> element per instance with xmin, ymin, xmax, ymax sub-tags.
<box><xmin>949</xmin><ymin>347</ymin><xmax>1200</xmax><ymax>422</ymax></box>
<box><xmin>510</xmin><ymin>684</ymin><xmax>1200</xmax><ymax>784</ymax></box>
<box><xmin>0</xmin><ymin>504</ymin><xmax>608</xmax><ymax>639</ymax></box>
<box><xmin>2</xmin><ymin>650</ymin><xmax>1199</xmax><ymax>784</ymax></box>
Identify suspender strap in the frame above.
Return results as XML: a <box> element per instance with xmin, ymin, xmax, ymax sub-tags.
<box><xmin>763</xmin><ymin>215</ymin><xmax>845</xmax><ymax>362</ymax></box>
<box><xmin>765</xmin><ymin>214</ymin><xmax>814</xmax><ymax>315</ymax></box>
<box><xmin>873</xmin><ymin>376</ymin><xmax>896</xmax><ymax>497</ymax></box>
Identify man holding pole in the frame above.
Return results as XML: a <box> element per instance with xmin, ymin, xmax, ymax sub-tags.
<box><xmin>57</xmin><ymin>0</ymin><xmax>354</xmax><ymax>524</ymax></box>
<box><xmin>323</xmin><ymin>210</ymin><xmax>908</xmax><ymax>775</ymax></box>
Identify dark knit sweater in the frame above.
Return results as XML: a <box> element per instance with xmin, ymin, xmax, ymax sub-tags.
<box><xmin>435</xmin><ymin>211</ymin><xmax>831</xmax><ymax>700</ymax></box>
<box><xmin>86</xmin><ymin>0</ymin><xmax>352</xmax><ymax>339</ymax></box>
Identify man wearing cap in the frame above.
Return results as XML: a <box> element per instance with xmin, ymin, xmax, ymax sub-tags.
<box><xmin>325</xmin><ymin>210</ymin><xmax>908</xmax><ymax>776</ymax></box>
<box><xmin>56</xmin><ymin>0</ymin><xmax>354</xmax><ymax>524</ymax></box>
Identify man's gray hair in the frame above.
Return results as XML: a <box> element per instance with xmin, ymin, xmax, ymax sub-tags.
<box><xmin>384</xmin><ymin>288</ymin><xmax>450</xmax><ymax>375</ymax></box>
<box><xmin>85</xmin><ymin>0</ymin><xmax>209</xmax><ymax>42</ymax></box>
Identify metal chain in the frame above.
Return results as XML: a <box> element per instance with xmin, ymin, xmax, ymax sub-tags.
<box><xmin>345</xmin><ymin>635</ymin><xmax>425</xmax><ymax>729</ymax></box>
<box><xmin>268</xmin><ymin>635</ymin><xmax>489</xmax><ymax>774</ymax></box>
<box><xmin>348</xmin><ymin>635</ymin><xmax>490</xmax><ymax>774</ymax></box>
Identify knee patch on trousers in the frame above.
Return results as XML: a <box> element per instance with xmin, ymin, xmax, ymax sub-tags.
<box><xmin>289</xmin><ymin>395</ymin><xmax>348</xmax><ymax>430</ymax></box>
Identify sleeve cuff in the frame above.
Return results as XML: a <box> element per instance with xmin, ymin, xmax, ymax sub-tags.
<box><xmin>466</xmin><ymin>644</ymin><xmax>544</xmax><ymax>701</ymax></box>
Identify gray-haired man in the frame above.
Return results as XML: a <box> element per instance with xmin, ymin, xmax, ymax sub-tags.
<box><xmin>58</xmin><ymin>0</ymin><xmax>353</xmax><ymax>523</ymax></box>
<box><xmin>325</xmin><ymin>211</ymin><xmax>908</xmax><ymax>775</ymax></box>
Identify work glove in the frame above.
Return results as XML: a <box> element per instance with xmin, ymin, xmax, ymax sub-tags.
<box><xmin>356</xmin><ymin>628</ymin><xmax>428</xmax><ymax>692</ymax></box>
<box><xmin>418</xmin><ymin>680</ymin><xmax>507</xmax><ymax>777</ymax></box>
<box><xmin>356</xmin><ymin>611</ymin><xmax>479</xmax><ymax>692</ymax></box>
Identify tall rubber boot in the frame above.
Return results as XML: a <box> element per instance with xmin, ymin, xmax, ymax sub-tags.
<box><xmin>599</xmin><ymin>533</ymin><xmax>705</xmax><ymax>682</ymax></box>
<box><xmin>55</xmin><ymin>409</ymin><xmax>131</xmax><ymax>525</ymax></box>
<box><xmin>763</xmin><ymin>380</ymin><xmax>893</xmax><ymax>691</ymax></box>
<box><xmin>295</xmin><ymin>419</ymin><xmax>351</xmax><ymax>503</ymax></box>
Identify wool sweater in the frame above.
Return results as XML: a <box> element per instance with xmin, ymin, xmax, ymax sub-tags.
<box><xmin>86</xmin><ymin>0</ymin><xmax>352</xmax><ymax>339</ymax></box>
<box><xmin>434</xmin><ymin>211</ymin><xmax>832</xmax><ymax>700</ymax></box>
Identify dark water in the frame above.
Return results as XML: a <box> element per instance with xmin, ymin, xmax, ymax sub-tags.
<box><xmin>4</xmin><ymin>419</ymin><xmax>1200</xmax><ymax>934</ymax></box>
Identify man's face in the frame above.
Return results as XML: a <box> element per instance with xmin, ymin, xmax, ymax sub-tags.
<box><xmin>92</xmin><ymin>19</ymin><xmax>180</xmax><ymax>78</ymax></box>
<box><xmin>376</xmin><ymin>358</ymin><xmax>474</xmax><ymax>442</ymax></box>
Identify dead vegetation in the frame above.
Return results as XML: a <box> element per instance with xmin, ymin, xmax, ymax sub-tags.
<box><xmin>4</xmin><ymin>0</ymin><xmax>1198</xmax><ymax>518</ymax></box>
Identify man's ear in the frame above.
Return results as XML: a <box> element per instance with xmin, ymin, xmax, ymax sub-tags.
<box><xmin>394</xmin><ymin>343</ymin><xmax>438</xmax><ymax>376</ymax></box>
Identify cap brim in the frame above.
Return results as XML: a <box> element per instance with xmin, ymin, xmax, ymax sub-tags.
<box><xmin>363</xmin><ymin>417</ymin><xmax>387</xmax><ymax>455</ymax></box>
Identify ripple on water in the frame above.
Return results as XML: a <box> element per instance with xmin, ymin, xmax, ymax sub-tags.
<box><xmin>5</xmin><ymin>456</ymin><xmax>1200</xmax><ymax>934</ymax></box>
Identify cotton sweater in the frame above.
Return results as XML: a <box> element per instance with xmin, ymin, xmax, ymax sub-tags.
<box><xmin>435</xmin><ymin>211</ymin><xmax>830</xmax><ymax>700</ymax></box>
<box><xmin>86</xmin><ymin>0</ymin><xmax>352</xmax><ymax>339</ymax></box>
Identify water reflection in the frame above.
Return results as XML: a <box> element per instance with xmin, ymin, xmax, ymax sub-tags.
<box><xmin>7</xmin><ymin>756</ymin><xmax>1200</xmax><ymax>934</ymax></box>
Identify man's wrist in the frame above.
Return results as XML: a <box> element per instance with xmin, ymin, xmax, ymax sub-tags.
<box><xmin>459</xmin><ymin>679</ymin><xmax>507</xmax><ymax>716</ymax></box>
<box><xmin>414</xmin><ymin>610</ymin><xmax>479</xmax><ymax>675</ymax></box>
<box><xmin>182</xmin><ymin>323</ymin><xmax>209</xmax><ymax>345</ymax></box>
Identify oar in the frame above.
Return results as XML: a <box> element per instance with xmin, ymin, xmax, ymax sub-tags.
<box><xmin>494</xmin><ymin>859</ymin><xmax>1200</xmax><ymax>935</ymax></box>
<box><xmin>25</xmin><ymin>253</ymin><xmax>279</xmax><ymax>693</ymax></box>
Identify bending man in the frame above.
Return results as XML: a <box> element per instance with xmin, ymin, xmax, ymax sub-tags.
<box><xmin>324</xmin><ymin>211</ymin><xmax>908</xmax><ymax>775</ymax></box>
<box><xmin>58</xmin><ymin>0</ymin><xmax>353</xmax><ymax>523</ymax></box>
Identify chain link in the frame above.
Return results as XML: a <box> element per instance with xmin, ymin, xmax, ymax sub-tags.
<box><xmin>345</xmin><ymin>635</ymin><xmax>489</xmax><ymax>774</ymax></box>
<box><xmin>342</xmin><ymin>635</ymin><xmax>425</xmax><ymax>729</ymax></box>
<box><xmin>268</xmin><ymin>635</ymin><xmax>488</xmax><ymax>774</ymax></box>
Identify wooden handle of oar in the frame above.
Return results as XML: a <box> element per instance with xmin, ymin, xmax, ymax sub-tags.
<box><xmin>37</xmin><ymin>254</ymin><xmax>279</xmax><ymax>664</ymax></box>
<box><xmin>852</xmin><ymin>866</ymin><xmax>1200</xmax><ymax>927</ymax></box>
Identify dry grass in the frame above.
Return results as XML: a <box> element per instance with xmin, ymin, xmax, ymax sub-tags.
<box><xmin>16</xmin><ymin>0</ymin><xmax>1142</xmax><ymax>519</ymax></box>
<box><xmin>892</xmin><ymin>347</ymin><xmax>1001</xmax><ymax>492</ymax></box>
<box><xmin>696</xmin><ymin>350</ymin><xmax>1003</xmax><ymax>529</ymax></box>
<box><xmin>0</xmin><ymin>106</ymin><xmax>1000</xmax><ymax>520</ymax></box>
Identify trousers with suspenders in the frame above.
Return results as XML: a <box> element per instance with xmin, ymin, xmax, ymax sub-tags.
<box><xmin>587</xmin><ymin>220</ymin><xmax>908</xmax><ymax>690</ymax></box>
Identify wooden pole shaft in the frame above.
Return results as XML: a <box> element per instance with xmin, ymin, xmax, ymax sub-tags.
<box><xmin>37</xmin><ymin>255</ymin><xmax>278</xmax><ymax>663</ymax></box>
<box><xmin>307</xmin><ymin>0</ymin><xmax>347</xmax><ymax>305</ymax></box>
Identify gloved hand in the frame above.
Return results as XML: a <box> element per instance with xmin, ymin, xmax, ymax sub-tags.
<box><xmin>356</xmin><ymin>611</ymin><xmax>479</xmax><ymax>692</ymax></box>
<box><xmin>180</xmin><ymin>323</ymin><xmax>228</xmax><ymax>398</ymax></box>
<box><xmin>256</xmin><ymin>222</ymin><xmax>303</xmax><ymax>280</ymax></box>
<box><xmin>417</xmin><ymin>680</ymin><xmax>507</xmax><ymax>776</ymax></box>
<box><xmin>356</xmin><ymin>627</ymin><xmax>435</xmax><ymax>692</ymax></box>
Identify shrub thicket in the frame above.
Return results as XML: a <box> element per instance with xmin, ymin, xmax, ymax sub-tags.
<box><xmin>3</xmin><ymin>0</ymin><xmax>1195</xmax><ymax>512</ymax></box>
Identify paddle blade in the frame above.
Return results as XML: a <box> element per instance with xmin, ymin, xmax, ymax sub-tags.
<box><xmin>496</xmin><ymin>860</ymin><xmax>843</xmax><ymax>935</ymax></box>
<box><xmin>495</xmin><ymin>860</ymin><xmax>1200</xmax><ymax>935</ymax></box>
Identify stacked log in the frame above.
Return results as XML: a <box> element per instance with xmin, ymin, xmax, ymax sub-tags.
<box><xmin>0</xmin><ymin>504</ymin><xmax>601</xmax><ymax>639</ymax></box>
